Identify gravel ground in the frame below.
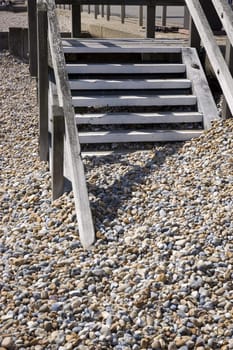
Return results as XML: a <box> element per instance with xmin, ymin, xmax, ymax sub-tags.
<box><xmin>1</xmin><ymin>50</ymin><xmax>233</xmax><ymax>350</ymax></box>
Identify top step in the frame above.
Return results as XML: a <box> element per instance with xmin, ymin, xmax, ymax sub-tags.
<box><xmin>62</xmin><ymin>39</ymin><xmax>183</xmax><ymax>54</ymax></box>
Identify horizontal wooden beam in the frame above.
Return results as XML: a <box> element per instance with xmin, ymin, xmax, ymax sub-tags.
<box><xmin>69</xmin><ymin>78</ymin><xmax>191</xmax><ymax>90</ymax></box>
<box><xmin>66</xmin><ymin>63</ymin><xmax>186</xmax><ymax>74</ymax></box>
<box><xmin>72</xmin><ymin>94</ymin><xmax>197</xmax><ymax>107</ymax></box>
<box><xmin>56</xmin><ymin>0</ymin><xmax>185</xmax><ymax>5</ymax></box>
<box><xmin>75</xmin><ymin>111</ymin><xmax>203</xmax><ymax>124</ymax></box>
<box><xmin>78</xmin><ymin>129</ymin><xmax>203</xmax><ymax>143</ymax></box>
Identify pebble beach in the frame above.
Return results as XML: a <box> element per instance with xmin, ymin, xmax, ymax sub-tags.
<box><xmin>1</xmin><ymin>8</ymin><xmax>233</xmax><ymax>350</ymax></box>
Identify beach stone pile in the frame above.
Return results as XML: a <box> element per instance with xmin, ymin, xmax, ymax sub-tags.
<box><xmin>1</xmin><ymin>52</ymin><xmax>233</xmax><ymax>350</ymax></box>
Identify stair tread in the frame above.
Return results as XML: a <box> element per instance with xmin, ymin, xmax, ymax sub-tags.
<box><xmin>63</xmin><ymin>39</ymin><xmax>183</xmax><ymax>53</ymax></box>
<box><xmin>69</xmin><ymin>78</ymin><xmax>191</xmax><ymax>90</ymax></box>
<box><xmin>66</xmin><ymin>63</ymin><xmax>186</xmax><ymax>74</ymax></box>
<box><xmin>72</xmin><ymin>94</ymin><xmax>197</xmax><ymax>107</ymax></box>
<box><xmin>78</xmin><ymin>129</ymin><xmax>203</xmax><ymax>143</ymax></box>
<box><xmin>75</xmin><ymin>111</ymin><xmax>203</xmax><ymax>124</ymax></box>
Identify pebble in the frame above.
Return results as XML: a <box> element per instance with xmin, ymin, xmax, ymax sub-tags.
<box><xmin>1</xmin><ymin>337</ymin><xmax>14</xmax><ymax>350</ymax></box>
<box><xmin>1</xmin><ymin>24</ymin><xmax>233</xmax><ymax>350</ymax></box>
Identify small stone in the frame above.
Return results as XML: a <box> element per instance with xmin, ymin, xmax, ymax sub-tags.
<box><xmin>1</xmin><ymin>337</ymin><xmax>14</xmax><ymax>350</ymax></box>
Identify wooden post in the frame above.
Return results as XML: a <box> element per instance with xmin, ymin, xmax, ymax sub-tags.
<box><xmin>28</xmin><ymin>0</ymin><xmax>37</xmax><ymax>76</ymax></box>
<box><xmin>146</xmin><ymin>5</ymin><xmax>155</xmax><ymax>38</ymax></box>
<box><xmin>139</xmin><ymin>5</ymin><xmax>143</xmax><ymax>27</ymax></box>
<box><xmin>101</xmin><ymin>5</ymin><xmax>104</xmax><ymax>17</ymax></box>
<box><xmin>94</xmin><ymin>5</ymin><xmax>99</xmax><ymax>19</ymax></box>
<box><xmin>72</xmin><ymin>4</ymin><xmax>81</xmax><ymax>37</ymax></box>
<box><xmin>37</xmin><ymin>1</ymin><xmax>48</xmax><ymax>161</ymax></box>
<box><xmin>88</xmin><ymin>4</ymin><xmax>90</xmax><ymax>14</ymax></box>
<box><xmin>121</xmin><ymin>5</ymin><xmax>126</xmax><ymax>24</ymax></box>
<box><xmin>222</xmin><ymin>39</ymin><xmax>233</xmax><ymax>118</ymax></box>
<box><xmin>52</xmin><ymin>106</ymin><xmax>65</xmax><ymax>200</ymax></box>
<box><xmin>9</xmin><ymin>28</ymin><xmax>27</xmax><ymax>60</ymax></box>
<box><xmin>107</xmin><ymin>5</ymin><xmax>111</xmax><ymax>21</ymax></box>
<box><xmin>162</xmin><ymin>6</ymin><xmax>167</xmax><ymax>27</ymax></box>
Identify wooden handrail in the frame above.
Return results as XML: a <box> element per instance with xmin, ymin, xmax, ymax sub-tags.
<box><xmin>38</xmin><ymin>0</ymin><xmax>95</xmax><ymax>248</ymax></box>
<box><xmin>185</xmin><ymin>0</ymin><xmax>233</xmax><ymax>116</ymax></box>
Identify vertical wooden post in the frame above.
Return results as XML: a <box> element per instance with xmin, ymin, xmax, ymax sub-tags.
<box><xmin>107</xmin><ymin>5</ymin><xmax>110</xmax><ymax>21</ymax></box>
<box><xmin>72</xmin><ymin>4</ymin><xmax>81</xmax><ymax>37</ymax></box>
<box><xmin>139</xmin><ymin>5</ymin><xmax>143</xmax><ymax>27</ymax></box>
<box><xmin>94</xmin><ymin>5</ymin><xmax>99</xmax><ymax>19</ymax></box>
<box><xmin>121</xmin><ymin>5</ymin><xmax>125</xmax><ymax>24</ymax></box>
<box><xmin>52</xmin><ymin>107</ymin><xmax>65</xmax><ymax>200</ymax></box>
<box><xmin>222</xmin><ymin>39</ymin><xmax>233</xmax><ymax>118</ymax></box>
<box><xmin>28</xmin><ymin>0</ymin><xmax>37</xmax><ymax>77</ymax></box>
<box><xmin>146</xmin><ymin>5</ymin><xmax>155</xmax><ymax>38</ymax></box>
<box><xmin>162</xmin><ymin>6</ymin><xmax>167</xmax><ymax>27</ymax></box>
<box><xmin>37</xmin><ymin>1</ymin><xmax>48</xmax><ymax>161</ymax></box>
<box><xmin>88</xmin><ymin>4</ymin><xmax>90</xmax><ymax>14</ymax></box>
<box><xmin>189</xmin><ymin>18</ymin><xmax>201</xmax><ymax>51</ymax></box>
<box><xmin>101</xmin><ymin>5</ymin><xmax>104</xmax><ymax>17</ymax></box>
<box><xmin>183</xmin><ymin>5</ymin><xmax>190</xmax><ymax>29</ymax></box>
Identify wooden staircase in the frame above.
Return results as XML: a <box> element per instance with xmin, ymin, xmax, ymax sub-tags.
<box><xmin>61</xmin><ymin>38</ymin><xmax>218</xmax><ymax>151</ymax></box>
<box><xmin>36</xmin><ymin>0</ymin><xmax>232</xmax><ymax>248</ymax></box>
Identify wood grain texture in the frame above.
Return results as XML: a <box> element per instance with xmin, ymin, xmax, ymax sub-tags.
<box><xmin>185</xmin><ymin>0</ymin><xmax>233</xmax><ymax>115</ymax></box>
<box><xmin>66</xmin><ymin>63</ymin><xmax>186</xmax><ymax>74</ymax></box>
<box><xmin>47</xmin><ymin>0</ymin><xmax>95</xmax><ymax>249</ymax></box>
<box><xmin>182</xmin><ymin>47</ymin><xmax>219</xmax><ymax>129</ymax></box>
<box><xmin>75</xmin><ymin>111</ymin><xmax>203</xmax><ymax>124</ymax></box>
<box><xmin>78</xmin><ymin>130</ymin><xmax>203</xmax><ymax>143</ymax></box>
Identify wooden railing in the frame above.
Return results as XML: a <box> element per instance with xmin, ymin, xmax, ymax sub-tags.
<box><xmin>37</xmin><ymin>0</ymin><xmax>95</xmax><ymax>248</ymax></box>
<box><xmin>55</xmin><ymin>4</ymin><xmax>190</xmax><ymax>29</ymax></box>
<box><xmin>186</xmin><ymin>0</ymin><xmax>233</xmax><ymax>117</ymax></box>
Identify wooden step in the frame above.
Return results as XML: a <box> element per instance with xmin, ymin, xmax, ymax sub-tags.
<box><xmin>72</xmin><ymin>94</ymin><xmax>197</xmax><ymax>108</ymax></box>
<box><xmin>66</xmin><ymin>63</ymin><xmax>186</xmax><ymax>75</ymax></box>
<box><xmin>78</xmin><ymin>130</ymin><xmax>203</xmax><ymax>143</ymax></box>
<box><xmin>75</xmin><ymin>111</ymin><xmax>203</xmax><ymax>125</ymax></box>
<box><xmin>62</xmin><ymin>39</ymin><xmax>182</xmax><ymax>52</ymax></box>
<box><xmin>69</xmin><ymin>78</ymin><xmax>191</xmax><ymax>90</ymax></box>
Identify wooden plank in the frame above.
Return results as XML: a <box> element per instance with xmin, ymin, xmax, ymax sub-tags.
<box><xmin>181</xmin><ymin>47</ymin><xmax>219</xmax><ymax>129</ymax></box>
<box><xmin>185</xmin><ymin>0</ymin><xmax>233</xmax><ymax>115</ymax></box>
<box><xmin>63</xmin><ymin>44</ymin><xmax>182</xmax><ymax>53</ymax></box>
<box><xmin>78</xmin><ymin>130</ymin><xmax>203</xmax><ymax>143</ymax></box>
<box><xmin>28</xmin><ymin>0</ymin><xmax>37</xmax><ymax>76</ymax></box>
<box><xmin>72</xmin><ymin>94</ymin><xmax>197</xmax><ymax>107</ymax></box>
<box><xmin>37</xmin><ymin>2</ymin><xmax>49</xmax><ymax>161</ymax></box>
<box><xmin>75</xmin><ymin>111</ymin><xmax>203</xmax><ymax>125</ymax></box>
<box><xmin>69</xmin><ymin>78</ymin><xmax>191</xmax><ymax>90</ymax></box>
<box><xmin>66</xmin><ymin>63</ymin><xmax>186</xmax><ymax>74</ymax></box>
<box><xmin>47</xmin><ymin>0</ymin><xmax>95</xmax><ymax>249</ymax></box>
<box><xmin>55</xmin><ymin>0</ymin><xmax>185</xmax><ymax>6</ymax></box>
<box><xmin>63</xmin><ymin>38</ymin><xmax>182</xmax><ymax>44</ymax></box>
<box><xmin>52</xmin><ymin>107</ymin><xmax>65</xmax><ymax>200</ymax></box>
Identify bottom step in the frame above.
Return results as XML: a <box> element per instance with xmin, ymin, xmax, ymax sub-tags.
<box><xmin>79</xmin><ymin>130</ymin><xmax>203</xmax><ymax>143</ymax></box>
